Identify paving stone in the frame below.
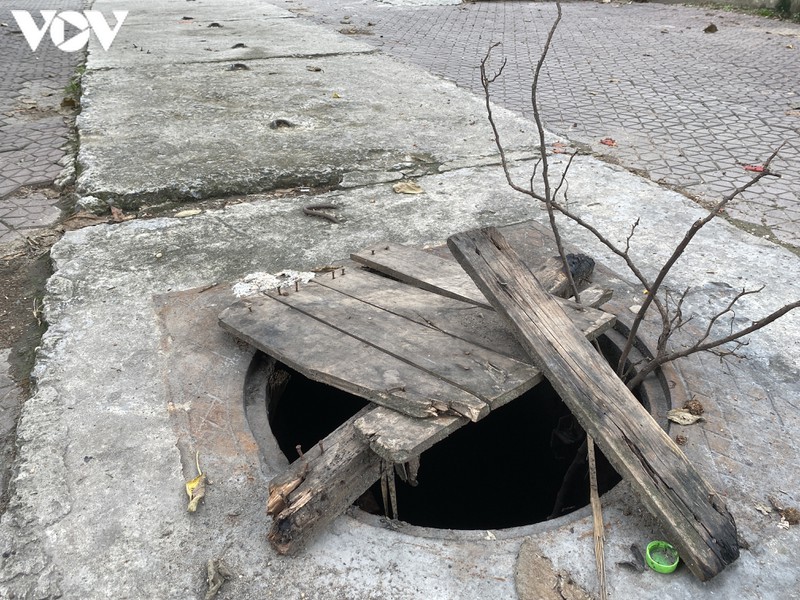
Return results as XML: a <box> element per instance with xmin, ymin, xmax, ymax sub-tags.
<box><xmin>0</xmin><ymin>0</ymin><xmax>82</xmax><ymax>237</ymax></box>
<box><xmin>280</xmin><ymin>0</ymin><xmax>800</xmax><ymax>249</ymax></box>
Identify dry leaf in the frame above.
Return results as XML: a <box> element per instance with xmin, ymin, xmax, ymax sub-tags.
<box><xmin>205</xmin><ymin>558</ymin><xmax>232</xmax><ymax>600</ymax></box>
<box><xmin>186</xmin><ymin>473</ymin><xmax>207</xmax><ymax>512</ymax></box>
<box><xmin>754</xmin><ymin>503</ymin><xmax>772</xmax><ymax>516</ymax></box>
<box><xmin>392</xmin><ymin>180</ymin><xmax>424</xmax><ymax>194</ymax></box>
<box><xmin>186</xmin><ymin>451</ymin><xmax>207</xmax><ymax>512</ymax></box>
<box><xmin>600</xmin><ymin>137</ymin><xmax>617</xmax><ymax>147</ymax></box>
<box><xmin>781</xmin><ymin>507</ymin><xmax>800</xmax><ymax>525</ymax></box>
<box><xmin>110</xmin><ymin>206</ymin><xmax>127</xmax><ymax>222</ymax></box>
<box><xmin>667</xmin><ymin>408</ymin><xmax>704</xmax><ymax>426</ymax></box>
<box><xmin>174</xmin><ymin>208</ymin><xmax>202</xmax><ymax>218</ymax></box>
<box><xmin>683</xmin><ymin>399</ymin><xmax>704</xmax><ymax>415</ymax></box>
<box><xmin>331</xmin><ymin>92</ymin><xmax>341</xmax><ymax>99</ymax></box>
<box><xmin>61</xmin><ymin>211</ymin><xmax>109</xmax><ymax>230</ymax></box>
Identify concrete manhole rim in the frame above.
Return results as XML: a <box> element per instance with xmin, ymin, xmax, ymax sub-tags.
<box><xmin>246</xmin><ymin>315</ymin><xmax>687</xmax><ymax>542</ymax></box>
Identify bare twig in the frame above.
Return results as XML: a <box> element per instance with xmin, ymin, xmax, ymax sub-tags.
<box><xmin>616</xmin><ymin>143</ymin><xmax>784</xmax><ymax>375</ymax></box>
<box><xmin>627</xmin><ymin>298</ymin><xmax>799</xmax><ymax>389</ymax></box>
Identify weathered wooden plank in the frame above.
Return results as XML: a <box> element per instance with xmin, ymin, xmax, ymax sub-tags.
<box><xmin>268</xmin><ymin>281</ymin><xmax>542</xmax><ymax>419</ymax></box>
<box><xmin>349</xmin><ymin>280</ymin><xmax>614</xmax><ymax>464</ymax></box>
<box><xmin>448</xmin><ymin>227</ymin><xmax>738</xmax><ymax>581</ymax></box>
<box><xmin>219</xmin><ymin>298</ymin><xmax>486</xmax><ymax>419</ymax></box>
<box><xmin>314</xmin><ymin>267</ymin><xmax>615</xmax><ymax>362</ymax></box>
<box><xmin>572</xmin><ymin>284</ymin><xmax>613</xmax><ymax>309</ymax></box>
<box><xmin>267</xmin><ymin>407</ymin><xmax>381</xmax><ymax>555</ymax></box>
<box><xmin>352</xmin><ymin>243</ymin><xmax>595</xmax><ymax>307</ymax></box>
<box><xmin>355</xmin><ymin>405</ymin><xmax>469</xmax><ymax>464</ymax></box>
<box><xmin>351</xmin><ymin>243</ymin><xmax>491</xmax><ymax>307</ymax></box>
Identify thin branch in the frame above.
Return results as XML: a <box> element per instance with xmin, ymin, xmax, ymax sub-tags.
<box><xmin>481</xmin><ymin>43</ymin><xmax>543</xmax><ymax>200</ymax></box>
<box><xmin>529</xmin><ymin>3</ymin><xmax>580</xmax><ymax>300</ymax></box>
<box><xmin>624</xmin><ymin>218</ymin><xmax>640</xmax><ymax>255</ymax></box>
<box><xmin>696</xmin><ymin>286</ymin><xmax>764</xmax><ymax>348</ymax></box>
<box><xmin>627</xmin><ymin>298</ymin><xmax>800</xmax><ymax>389</ymax></box>
<box><xmin>552</xmin><ymin>150</ymin><xmax>579</xmax><ymax>201</ymax></box>
<box><xmin>616</xmin><ymin>142</ymin><xmax>785</xmax><ymax>374</ymax></box>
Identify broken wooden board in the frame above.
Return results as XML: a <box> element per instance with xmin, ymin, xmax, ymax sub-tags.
<box><xmin>219</xmin><ymin>297</ymin><xmax>486</xmax><ymax>420</ymax></box>
<box><xmin>265</xmin><ymin>281</ymin><xmax>538</xmax><ymax>418</ymax></box>
<box><xmin>314</xmin><ymin>266</ymin><xmax>615</xmax><ymax>362</ymax></box>
<box><xmin>221</xmin><ymin>268</ymin><xmax>615</xmax><ymax>424</ymax></box>
<box><xmin>353</xmin><ymin>293</ymin><xmax>614</xmax><ymax>463</ymax></box>
<box><xmin>267</xmin><ymin>407</ymin><xmax>381</xmax><ymax>555</ymax></box>
<box><xmin>351</xmin><ymin>243</ymin><xmax>595</xmax><ymax>309</ymax></box>
<box><xmin>448</xmin><ymin>227</ymin><xmax>738</xmax><ymax>581</ymax></box>
<box><xmin>351</xmin><ymin>243</ymin><xmax>491</xmax><ymax>308</ymax></box>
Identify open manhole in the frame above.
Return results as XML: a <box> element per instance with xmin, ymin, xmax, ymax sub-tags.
<box><xmin>251</xmin><ymin>325</ymin><xmax>671</xmax><ymax>532</ymax></box>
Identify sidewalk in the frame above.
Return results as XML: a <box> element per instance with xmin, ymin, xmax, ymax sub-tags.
<box><xmin>284</xmin><ymin>0</ymin><xmax>800</xmax><ymax>252</ymax></box>
<box><xmin>0</xmin><ymin>1</ymin><xmax>799</xmax><ymax>599</ymax></box>
<box><xmin>0</xmin><ymin>0</ymin><xmax>82</xmax><ymax>244</ymax></box>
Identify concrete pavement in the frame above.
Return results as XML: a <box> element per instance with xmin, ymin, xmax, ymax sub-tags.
<box><xmin>0</xmin><ymin>1</ymin><xmax>799</xmax><ymax>599</ymax></box>
<box><xmin>283</xmin><ymin>0</ymin><xmax>800</xmax><ymax>251</ymax></box>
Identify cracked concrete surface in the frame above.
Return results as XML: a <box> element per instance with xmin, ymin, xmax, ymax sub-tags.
<box><xmin>0</xmin><ymin>1</ymin><xmax>799</xmax><ymax>599</ymax></box>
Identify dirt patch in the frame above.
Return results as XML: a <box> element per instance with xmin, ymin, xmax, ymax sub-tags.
<box><xmin>0</xmin><ymin>232</ymin><xmax>55</xmax><ymax>513</ymax></box>
<box><xmin>515</xmin><ymin>539</ymin><xmax>593</xmax><ymax>600</ymax></box>
<box><xmin>0</xmin><ymin>234</ymin><xmax>56</xmax><ymax>393</ymax></box>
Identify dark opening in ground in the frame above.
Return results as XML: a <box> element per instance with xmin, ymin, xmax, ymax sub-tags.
<box><xmin>266</xmin><ymin>333</ymin><xmax>647</xmax><ymax>530</ymax></box>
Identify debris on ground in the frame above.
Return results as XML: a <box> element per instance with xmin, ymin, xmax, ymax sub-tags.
<box><xmin>683</xmin><ymin>398</ymin><xmax>704</xmax><ymax>416</ymax></box>
<box><xmin>667</xmin><ymin>408</ymin><xmax>704</xmax><ymax>425</ymax></box>
<box><xmin>516</xmin><ymin>539</ymin><xmax>593</xmax><ymax>600</ymax></box>
<box><xmin>186</xmin><ymin>451</ymin><xmax>207</xmax><ymax>512</ymax></box>
<box><xmin>769</xmin><ymin>496</ymin><xmax>800</xmax><ymax>526</ymax></box>
<box><xmin>204</xmin><ymin>558</ymin><xmax>232</xmax><ymax>600</ymax></box>
<box><xmin>392</xmin><ymin>180</ymin><xmax>424</xmax><ymax>194</ymax></box>
<box><xmin>303</xmin><ymin>203</ymin><xmax>342</xmax><ymax>223</ymax></box>
<box><xmin>174</xmin><ymin>208</ymin><xmax>203</xmax><ymax>218</ymax></box>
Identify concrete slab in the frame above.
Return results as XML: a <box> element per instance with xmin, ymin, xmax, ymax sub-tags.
<box><xmin>2</xmin><ymin>154</ymin><xmax>800</xmax><ymax>598</ymax></box>
<box><xmin>86</xmin><ymin>2</ymin><xmax>373</xmax><ymax>69</ymax></box>
<box><xmin>2</xmin><ymin>1</ymin><xmax>799</xmax><ymax>598</ymax></box>
<box><xmin>76</xmin><ymin>20</ymin><xmax>539</xmax><ymax>206</ymax></box>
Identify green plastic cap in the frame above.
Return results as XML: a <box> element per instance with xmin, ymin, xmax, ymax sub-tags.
<box><xmin>646</xmin><ymin>540</ymin><xmax>680</xmax><ymax>574</ymax></box>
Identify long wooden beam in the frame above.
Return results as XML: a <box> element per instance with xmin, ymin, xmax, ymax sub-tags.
<box><xmin>447</xmin><ymin>227</ymin><xmax>738</xmax><ymax>581</ymax></box>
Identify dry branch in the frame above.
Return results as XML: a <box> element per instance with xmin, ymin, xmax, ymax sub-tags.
<box><xmin>480</xmin><ymin>3</ymin><xmax>797</xmax><ymax>393</ymax></box>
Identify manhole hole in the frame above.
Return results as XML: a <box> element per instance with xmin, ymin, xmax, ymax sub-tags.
<box><xmin>251</xmin><ymin>324</ymin><xmax>672</xmax><ymax>532</ymax></box>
